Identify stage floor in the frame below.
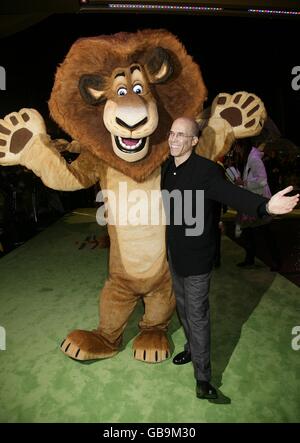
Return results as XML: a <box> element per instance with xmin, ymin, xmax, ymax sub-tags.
<box><xmin>0</xmin><ymin>209</ymin><xmax>299</xmax><ymax>422</ymax></box>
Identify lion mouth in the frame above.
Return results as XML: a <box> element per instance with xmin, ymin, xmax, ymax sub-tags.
<box><xmin>115</xmin><ymin>136</ymin><xmax>147</xmax><ymax>153</ymax></box>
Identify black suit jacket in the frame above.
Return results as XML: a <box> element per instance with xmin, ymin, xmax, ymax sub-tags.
<box><xmin>161</xmin><ymin>151</ymin><xmax>269</xmax><ymax>276</ymax></box>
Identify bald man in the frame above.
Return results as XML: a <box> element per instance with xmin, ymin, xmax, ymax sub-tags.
<box><xmin>161</xmin><ymin>117</ymin><xmax>299</xmax><ymax>400</ymax></box>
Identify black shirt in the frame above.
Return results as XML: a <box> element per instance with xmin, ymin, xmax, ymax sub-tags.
<box><xmin>161</xmin><ymin>151</ymin><xmax>269</xmax><ymax>276</ymax></box>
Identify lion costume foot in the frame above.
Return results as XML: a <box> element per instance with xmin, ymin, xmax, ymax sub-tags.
<box><xmin>133</xmin><ymin>330</ymin><xmax>170</xmax><ymax>363</ymax></box>
<box><xmin>60</xmin><ymin>329</ymin><xmax>118</xmax><ymax>361</ymax></box>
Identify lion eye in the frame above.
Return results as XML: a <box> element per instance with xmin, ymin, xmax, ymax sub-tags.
<box><xmin>117</xmin><ymin>87</ymin><xmax>127</xmax><ymax>96</ymax></box>
<box><xmin>133</xmin><ymin>84</ymin><xmax>143</xmax><ymax>94</ymax></box>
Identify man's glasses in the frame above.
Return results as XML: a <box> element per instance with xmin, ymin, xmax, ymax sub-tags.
<box><xmin>168</xmin><ymin>131</ymin><xmax>195</xmax><ymax>141</ymax></box>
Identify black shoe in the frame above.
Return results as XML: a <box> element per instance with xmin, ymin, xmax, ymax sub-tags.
<box><xmin>172</xmin><ymin>350</ymin><xmax>191</xmax><ymax>365</ymax></box>
<box><xmin>196</xmin><ymin>381</ymin><xmax>218</xmax><ymax>400</ymax></box>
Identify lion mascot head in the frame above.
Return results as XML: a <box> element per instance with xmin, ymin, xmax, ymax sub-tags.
<box><xmin>49</xmin><ymin>29</ymin><xmax>207</xmax><ymax>182</ymax></box>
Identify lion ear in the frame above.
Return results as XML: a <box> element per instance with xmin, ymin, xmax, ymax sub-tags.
<box><xmin>144</xmin><ymin>47</ymin><xmax>173</xmax><ymax>84</ymax></box>
<box><xmin>79</xmin><ymin>74</ymin><xmax>106</xmax><ymax>105</ymax></box>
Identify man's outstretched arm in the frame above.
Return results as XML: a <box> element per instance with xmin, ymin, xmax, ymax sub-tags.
<box><xmin>206</xmin><ymin>163</ymin><xmax>299</xmax><ymax>216</ymax></box>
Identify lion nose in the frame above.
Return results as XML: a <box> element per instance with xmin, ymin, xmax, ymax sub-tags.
<box><xmin>116</xmin><ymin>102</ymin><xmax>148</xmax><ymax>130</ymax></box>
<box><xmin>116</xmin><ymin>116</ymin><xmax>148</xmax><ymax>130</ymax></box>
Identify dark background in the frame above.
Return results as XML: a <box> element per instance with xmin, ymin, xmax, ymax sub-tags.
<box><xmin>0</xmin><ymin>12</ymin><xmax>300</xmax><ymax>145</ymax></box>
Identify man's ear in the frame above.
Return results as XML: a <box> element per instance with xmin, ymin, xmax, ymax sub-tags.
<box><xmin>144</xmin><ymin>47</ymin><xmax>173</xmax><ymax>84</ymax></box>
<box><xmin>79</xmin><ymin>74</ymin><xmax>106</xmax><ymax>105</ymax></box>
<box><xmin>192</xmin><ymin>136</ymin><xmax>199</xmax><ymax>147</ymax></box>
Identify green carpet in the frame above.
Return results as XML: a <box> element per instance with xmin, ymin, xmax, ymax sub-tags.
<box><xmin>0</xmin><ymin>209</ymin><xmax>299</xmax><ymax>423</ymax></box>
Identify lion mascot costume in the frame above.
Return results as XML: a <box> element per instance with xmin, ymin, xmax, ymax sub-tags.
<box><xmin>0</xmin><ymin>29</ymin><xmax>266</xmax><ymax>363</ymax></box>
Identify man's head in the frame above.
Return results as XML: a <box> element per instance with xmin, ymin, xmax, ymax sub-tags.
<box><xmin>168</xmin><ymin>117</ymin><xmax>199</xmax><ymax>164</ymax></box>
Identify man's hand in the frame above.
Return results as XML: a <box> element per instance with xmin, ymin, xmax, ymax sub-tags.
<box><xmin>267</xmin><ymin>186</ymin><xmax>299</xmax><ymax>215</ymax></box>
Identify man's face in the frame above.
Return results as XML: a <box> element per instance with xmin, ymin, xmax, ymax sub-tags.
<box><xmin>168</xmin><ymin>119</ymin><xmax>196</xmax><ymax>159</ymax></box>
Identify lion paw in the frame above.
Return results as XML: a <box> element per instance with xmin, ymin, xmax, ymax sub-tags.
<box><xmin>211</xmin><ymin>91</ymin><xmax>267</xmax><ymax>138</ymax></box>
<box><xmin>0</xmin><ymin>108</ymin><xmax>46</xmax><ymax>165</ymax></box>
<box><xmin>60</xmin><ymin>329</ymin><xmax>118</xmax><ymax>361</ymax></box>
<box><xmin>132</xmin><ymin>330</ymin><xmax>171</xmax><ymax>363</ymax></box>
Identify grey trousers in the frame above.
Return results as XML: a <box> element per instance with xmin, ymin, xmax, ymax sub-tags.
<box><xmin>168</xmin><ymin>252</ymin><xmax>212</xmax><ymax>382</ymax></box>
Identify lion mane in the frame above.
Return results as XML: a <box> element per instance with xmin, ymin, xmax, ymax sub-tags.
<box><xmin>48</xmin><ymin>29</ymin><xmax>207</xmax><ymax>182</ymax></box>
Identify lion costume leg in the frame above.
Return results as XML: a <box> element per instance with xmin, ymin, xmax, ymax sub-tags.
<box><xmin>61</xmin><ymin>279</ymin><xmax>139</xmax><ymax>361</ymax></box>
<box><xmin>133</xmin><ymin>275</ymin><xmax>176</xmax><ymax>363</ymax></box>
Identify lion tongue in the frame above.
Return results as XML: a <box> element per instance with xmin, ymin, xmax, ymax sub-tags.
<box><xmin>122</xmin><ymin>138</ymin><xmax>139</xmax><ymax>147</ymax></box>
